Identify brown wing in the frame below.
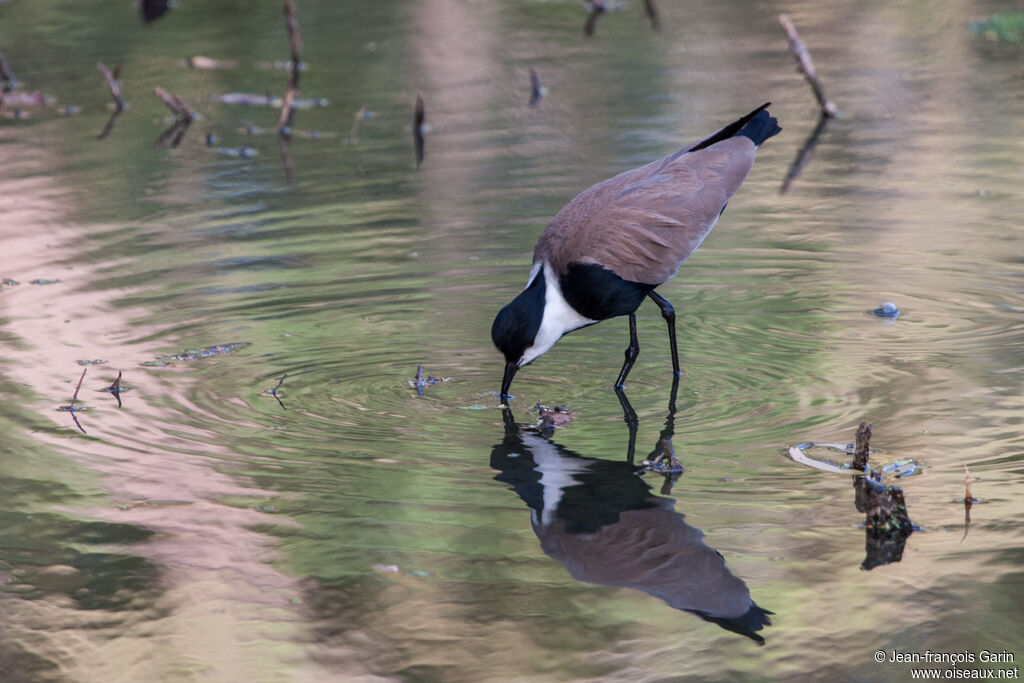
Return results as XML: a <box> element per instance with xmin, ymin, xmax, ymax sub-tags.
<box><xmin>535</xmin><ymin>136</ymin><xmax>757</xmax><ymax>285</ymax></box>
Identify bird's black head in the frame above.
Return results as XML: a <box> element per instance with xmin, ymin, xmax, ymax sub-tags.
<box><xmin>491</xmin><ymin>272</ymin><xmax>545</xmax><ymax>401</ymax></box>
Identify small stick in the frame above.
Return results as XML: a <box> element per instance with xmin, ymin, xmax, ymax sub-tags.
<box><xmin>276</xmin><ymin>0</ymin><xmax>302</xmax><ymax>133</ymax></box>
<box><xmin>779</xmin><ymin>14</ymin><xmax>838</xmax><ymax>118</ymax></box>
<box><xmin>413</xmin><ymin>94</ymin><xmax>425</xmax><ymax>169</ymax></box>
<box><xmin>106</xmin><ymin>370</ymin><xmax>123</xmax><ymax>409</ymax></box>
<box><xmin>0</xmin><ymin>53</ymin><xmax>17</xmax><ymax>91</ymax></box>
<box><xmin>584</xmin><ymin>1</ymin><xmax>605</xmax><ymax>37</ymax></box>
<box><xmin>961</xmin><ymin>464</ymin><xmax>974</xmax><ymax>542</ymax></box>
<box><xmin>643</xmin><ymin>0</ymin><xmax>660</xmax><ymax>32</ymax></box>
<box><xmin>154</xmin><ymin>86</ymin><xmax>195</xmax><ymax>119</ymax></box>
<box><xmin>267</xmin><ymin>373</ymin><xmax>287</xmax><ymax>410</ymax></box>
<box><xmin>348</xmin><ymin>106</ymin><xmax>367</xmax><ymax>145</ymax></box>
<box><xmin>97</xmin><ymin>62</ymin><xmax>125</xmax><ymax>112</ymax></box>
<box><xmin>68</xmin><ymin>367</ymin><xmax>87</xmax><ymax>434</ymax></box>
<box><xmin>528</xmin><ymin>69</ymin><xmax>543</xmax><ymax>108</ymax></box>
<box><xmin>69</xmin><ymin>367</ymin><xmax>87</xmax><ymax>411</ymax></box>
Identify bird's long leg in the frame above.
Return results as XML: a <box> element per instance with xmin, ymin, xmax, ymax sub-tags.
<box><xmin>615</xmin><ymin>386</ymin><xmax>639</xmax><ymax>464</ymax></box>
<box><xmin>648</xmin><ymin>291</ymin><xmax>681</xmax><ymax>376</ymax></box>
<box><xmin>615</xmin><ymin>312</ymin><xmax>640</xmax><ymax>389</ymax></box>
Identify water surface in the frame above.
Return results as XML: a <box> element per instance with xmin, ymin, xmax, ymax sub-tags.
<box><xmin>1</xmin><ymin>0</ymin><xmax>1022</xmax><ymax>680</ymax></box>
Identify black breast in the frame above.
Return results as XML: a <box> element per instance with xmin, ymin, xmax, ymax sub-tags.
<box><xmin>560</xmin><ymin>263</ymin><xmax>656</xmax><ymax>321</ymax></box>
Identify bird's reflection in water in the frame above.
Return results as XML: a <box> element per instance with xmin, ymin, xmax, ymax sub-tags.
<box><xmin>491</xmin><ymin>382</ymin><xmax>772</xmax><ymax>644</ymax></box>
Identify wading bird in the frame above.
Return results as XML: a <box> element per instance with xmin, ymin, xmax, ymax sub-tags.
<box><xmin>492</xmin><ymin>103</ymin><xmax>780</xmax><ymax>402</ymax></box>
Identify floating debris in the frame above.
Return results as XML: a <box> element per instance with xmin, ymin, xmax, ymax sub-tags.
<box><xmin>534</xmin><ymin>403</ymin><xmax>575</xmax><ymax>432</ymax></box>
<box><xmin>413</xmin><ymin>94</ymin><xmax>425</xmax><ymax>169</ymax></box>
<box><xmin>0</xmin><ymin>52</ymin><xmax>18</xmax><ymax>91</ymax></box>
<box><xmin>160</xmin><ymin>342</ymin><xmax>249</xmax><ymax>362</ymax></box>
<box><xmin>58</xmin><ymin>104</ymin><xmax>81</xmax><ymax>116</ymax></box>
<box><xmin>640</xmin><ymin>436</ymin><xmax>684</xmax><ymax>474</ymax></box>
<box><xmin>215</xmin><ymin>146</ymin><xmax>258</xmax><ymax>158</ymax></box>
<box><xmin>103</xmin><ymin>370</ymin><xmax>125</xmax><ymax>409</ymax></box>
<box><xmin>411</xmin><ymin>364</ymin><xmax>452</xmax><ymax>396</ymax></box>
<box><xmin>77</xmin><ymin>359</ymin><xmax>108</xmax><ymax>366</ymax></box>
<box><xmin>528</xmin><ymin>69</ymin><xmax>545</xmax><ymax>108</ymax></box>
<box><xmin>643</xmin><ymin>0</ymin><xmax>660</xmax><ymax>31</ymax></box>
<box><xmin>873</xmin><ymin>302</ymin><xmax>901</xmax><ymax>319</ymax></box>
<box><xmin>60</xmin><ymin>367</ymin><xmax>88</xmax><ymax>434</ymax></box>
<box><xmin>0</xmin><ymin>90</ymin><xmax>52</xmax><ymax>108</ymax></box>
<box><xmin>2</xmin><ymin>278</ymin><xmax>19</xmax><ymax>286</ymax></box>
<box><xmin>371</xmin><ymin>564</ymin><xmax>400</xmax><ymax>574</ymax></box>
<box><xmin>263</xmin><ymin>374</ymin><xmax>287</xmax><ymax>410</ymax></box>
<box><xmin>139</xmin><ymin>360</ymin><xmax>170</xmax><ymax>367</ymax></box>
<box><xmin>212</xmin><ymin>92</ymin><xmax>327</xmax><ymax>109</ymax></box>
<box><xmin>30</xmin><ymin>278</ymin><xmax>59</xmax><ymax>285</ymax></box>
<box><xmin>118</xmin><ymin>499</ymin><xmax>193</xmax><ymax>510</ymax></box>
<box><xmin>256</xmin><ymin>60</ymin><xmax>309</xmax><ymax>72</ymax></box>
<box><xmin>187</xmin><ymin>55</ymin><xmax>239</xmax><ymax>70</ymax></box>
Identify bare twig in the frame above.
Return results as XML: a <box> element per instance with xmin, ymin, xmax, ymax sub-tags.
<box><xmin>265</xmin><ymin>374</ymin><xmax>287</xmax><ymax>410</ymax></box>
<box><xmin>528</xmin><ymin>69</ymin><xmax>543</xmax><ymax>108</ymax></box>
<box><xmin>105</xmin><ymin>370</ymin><xmax>123</xmax><ymax>409</ymax></box>
<box><xmin>154</xmin><ymin>86</ymin><xmax>195</xmax><ymax>119</ymax></box>
<box><xmin>65</xmin><ymin>367</ymin><xmax>87</xmax><ymax>434</ymax></box>
<box><xmin>413</xmin><ymin>94</ymin><xmax>425</xmax><ymax>169</ymax></box>
<box><xmin>584</xmin><ymin>2</ymin><xmax>605</xmax><ymax>37</ymax></box>
<box><xmin>643</xmin><ymin>0</ymin><xmax>660</xmax><ymax>31</ymax></box>
<box><xmin>97</xmin><ymin>62</ymin><xmax>125</xmax><ymax>111</ymax></box>
<box><xmin>276</xmin><ymin>0</ymin><xmax>303</xmax><ymax>133</ymax></box>
<box><xmin>779</xmin><ymin>14</ymin><xmax>838</xmax><ymax>118</ymax></box>
<box><xmin>348</xmin><ymin>106</ymin><xmax>367</xmax><ymax>145</ymax></box>
<box><xmin>0</xmin><ymin>53</ymin><xmax>17</xmax><ymax>92</ymax></box>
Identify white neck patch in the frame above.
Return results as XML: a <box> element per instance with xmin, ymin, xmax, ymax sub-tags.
<box><xmin>520</xmin><ymin>262</ymin><xmax>596</xmax><ymax>367</ymax></box>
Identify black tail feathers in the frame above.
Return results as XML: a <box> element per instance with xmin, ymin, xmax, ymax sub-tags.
<box><xmin>689</xmin><ymin>102</ymin><xmax>781</xmax><ymax>152</ymax></box>
<box><xmin>737</xmin><ymin>109</ymin><xmax>782</xmax><ymax>147</ymax></box>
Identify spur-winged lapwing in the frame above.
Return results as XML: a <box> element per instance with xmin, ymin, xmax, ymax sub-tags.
<box><xmin>492</xmin><ymin>103</ymin><xmax>780</xmax><ymax>402</ymax></box>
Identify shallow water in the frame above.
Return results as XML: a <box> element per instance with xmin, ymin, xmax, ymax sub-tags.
<box><xmin>1</xmin><ymin>0</ymin><xmax>1022</xmax><ymax>680</ymax></box>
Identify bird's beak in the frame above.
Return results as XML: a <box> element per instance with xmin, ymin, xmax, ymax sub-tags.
<box><xmin>500</xmin><ymin>361</ymin><xmax>518</xmax><ymax>404</ymax></box>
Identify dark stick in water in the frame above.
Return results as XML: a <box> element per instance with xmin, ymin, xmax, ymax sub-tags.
<box><xmin>643</xmin><ymin>0</ymin><xmax>660</xmax><ymax>31</ymax></box>
<box><xmin>105</xmin><ymin>370</ymin><xmax>124</xmax><ymax>409</ymax></box>
<box><xmin>413</xmin><ymin>95</ymin><xmax>425</xmax><ymax>169</ymax></box>
<box><xmin>779</xmin><ymin>112</ymin><xmax>830</xmax><ymax>194</ymax></box>
<box><xmin>276</xmin><ymin>0</ymin><xmax>303</xmax><ymax>133</ymax></box>
<box><xmin>779</xmin><ymin>14</ymin><xmax>838</xmax><ymax>118</ymax></box>
<box><xmin>97</xmin><ymin>62</ymin><xmax>124</xmax><ymax>111</ymax></box>
<box><xmin>0</xmin><ymin>53</ymin><xmax>18</xmax><ymax>91</ymax></box>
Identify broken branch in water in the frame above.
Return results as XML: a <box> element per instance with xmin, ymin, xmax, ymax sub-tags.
<box><xmin>778</xmin><ymin>14</ymin><xmax>838</xmax><ymax>118</ymax></box>
<box><xmin>104</xmin><ymin>370</ymin><xmax>124</xmax><ymax>409</ymax></box>
<box><xmin>411</xmin><ymin>364</ymin><xmax>451</xmax><ymax>396</ymax></box>
<box><xmin>276</xmin><ymin>0</ymin><xmax>303</xmax><ymax>133</ymax></box>
<box><xmin>97</xmin><ymin>62</ymin><xmax>124</xmax><ymax>111</ymax></box>
<box><xmin>643</xmin><ymin>0</ymin><xmax>660</xmax><ymax>31</ymax></box>
<box><xmin>348</xmin><ymin>105</ymin><xmax>367</xmax><ymax>145</ymax></box>
<box><xmin>0</xmin><ymin>53</ymin><xmax>17</xmax><ymax>91</ymax></box>
<box><xmin>264</xmin><ymin>373</ymin><xmax>288</xmax><ymax>410</ymax></box>
<box><xmin>62</xmin><ymin>367</ymin><xmax>88</xmax><ymax>434</ymax></box>
<box><xmin>413</xmin><ymin>95</ymin><xmax>425</xmax><ymax>169</ymax></box>
<box><xmin>852</xmin><ymin>421</ymin><xmax>872</xmax><ymax>471</ymax></box>
<box><xmin>528</xmin><ymin>69</ymin><xmax>544</xmax><ymax>108</ymax></box>
<box><xmin>153</xmin><ymin>87</ymin><xmax>195</xmax><ymax>148</ymax></box>
<box><xmin>583</xmin><ymin>1</ymin><xmax>605</xmax><ymax>37</ymax></box>
<box><xmin>154</xmin><ymin>86</ymin><xmax>195</xmax><ymax>120</ymax></box>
